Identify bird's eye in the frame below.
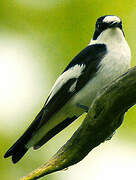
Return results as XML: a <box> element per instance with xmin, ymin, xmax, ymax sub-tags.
<box><xmin>97</xmin><ymin>24</ymin><xmax>100</xmax><ymax>28</ymax></box>
<box><xmin>96</xmin><ymin>23</ymin><xmax>101</xmax><ymax>29</ymax></box>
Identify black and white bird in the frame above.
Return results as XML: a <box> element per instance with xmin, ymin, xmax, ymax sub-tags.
<box><xmin>4</xmin><ymin>15</ymin><xmax>131</xmax><ymax>163</ymax></box>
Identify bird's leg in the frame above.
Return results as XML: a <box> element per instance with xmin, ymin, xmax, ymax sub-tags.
<box><xmin>76</xmin><ymin>103</ymin><xmax>89</xmax><ymax>112</ymax></box>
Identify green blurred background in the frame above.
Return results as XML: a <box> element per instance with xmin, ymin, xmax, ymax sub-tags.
<box><xmin>1</xmin><ymin>0</ymin><xmax>136</xmax><ymax>180</ymax></box>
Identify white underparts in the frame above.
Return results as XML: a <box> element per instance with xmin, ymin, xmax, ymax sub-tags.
<box><xmin>26</xmin><ymin>25</ymin><xmax>131</xmax><ymax>149</ymax></box>
<box><xmin>72</xmin><ymin>27</ymin><xmax>131</xmax><ymax>108</ymax></box>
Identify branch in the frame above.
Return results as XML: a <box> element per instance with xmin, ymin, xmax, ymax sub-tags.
<box><xmin>21</xmin><ymin>66</ymin><xmax>136</xmax><ymax>180</ymax></box>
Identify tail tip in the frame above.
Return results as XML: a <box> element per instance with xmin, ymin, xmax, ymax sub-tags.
<box><xmin>4</xmin><ymin>145</ymin><xmax>28</xmax><ymax>164</ymax></box>
<box><xmin>4</xmin><ymin>150</ymin><xmax>12</xmax><ymax>159</ymax></box>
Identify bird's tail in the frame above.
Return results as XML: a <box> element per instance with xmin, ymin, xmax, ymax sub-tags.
<box><xmin>4</xmin><ymin>141</ymin><xmax>28</xmax><ymax>164</ymax></box>
<box><xmin>4</xmin><ymin>109</ymin><xmax>44</xmax><ymax>163</ymax></box>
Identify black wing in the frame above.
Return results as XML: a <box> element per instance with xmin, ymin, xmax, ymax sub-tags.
<box><xmin>32</xmin><ymin>43</ymin><xmax>107</xmax><ymax>149</ymax></box>
<box><xmin>38</xmin><ymin>43</ymin><xmax>107</xmax><ymax>127</ymax></box>
<box><xmin>4</xmin><ymin>44</ymin><xmax>107</xmax><ymax>163</ymax></box>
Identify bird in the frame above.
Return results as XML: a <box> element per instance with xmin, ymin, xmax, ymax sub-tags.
<box><xmin>4</xmin><ymin>15</ymin><xmax>131</xmax><ymax>164</ymax></box>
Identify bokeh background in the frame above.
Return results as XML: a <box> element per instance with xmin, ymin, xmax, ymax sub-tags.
<box><xmin>1</xmin><ymin>0</ymin><xmax>136</xmax><ymax>179</ymax></box>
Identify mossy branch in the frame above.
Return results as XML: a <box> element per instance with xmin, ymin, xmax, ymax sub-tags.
<box><xmin>21</xmin><ymin>66</ymin><xmax>136</xmax><ymax>180</ymax></box>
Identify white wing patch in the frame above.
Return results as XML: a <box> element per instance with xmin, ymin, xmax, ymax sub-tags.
<box><xmin>46</xmin><ymin>64</ymin><xmax>85</xmax><ymax>104</ymax></box>
<box><xmin>103</xmin><ymin>16</ymin><xmax>121</xmax><ymax>23</ymax></box>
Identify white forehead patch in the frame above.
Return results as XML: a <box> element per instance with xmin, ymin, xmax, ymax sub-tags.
<box><xmin>103</xmin><ymin>16</ymin><xmax>121</xmax><ymax>23</ymax></box>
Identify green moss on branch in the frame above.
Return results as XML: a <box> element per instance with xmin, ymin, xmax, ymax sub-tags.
<box><xmin>21</xmin><ymin>67</ymin><xmax>136</xmax><ymax>180</ymax></box>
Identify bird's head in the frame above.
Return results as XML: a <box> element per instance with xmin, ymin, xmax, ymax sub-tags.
<box><xmin>93</xmin><ymin>15</ymin><xmax>124</xmax><ymax>40</ymax></box>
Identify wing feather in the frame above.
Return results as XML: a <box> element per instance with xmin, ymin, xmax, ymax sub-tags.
<box><xmin>36</xmin><ymin>44</ymin><xmax>107</xmax><ymax>130</ymax></box>
<box><xmin>4</xmin><ymin>44</ymin><xmax>107</xmax><ymax>162</ymax></box>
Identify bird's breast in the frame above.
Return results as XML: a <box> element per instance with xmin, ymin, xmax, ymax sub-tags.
<box><xmin>70</xmin><ymin>41</ymin><xmax>131</xmax><ymax>115</ymax></box>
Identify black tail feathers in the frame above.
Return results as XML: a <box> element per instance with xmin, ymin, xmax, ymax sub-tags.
<box><xmin>4</xmin><ymin>142</ymin><xmax>28</xmax><ymax>164</ymax></box>
<box><xmin>4</xmin><ymin>109</ymin><xmax>44</xmax><ymax>163</ymax></box>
